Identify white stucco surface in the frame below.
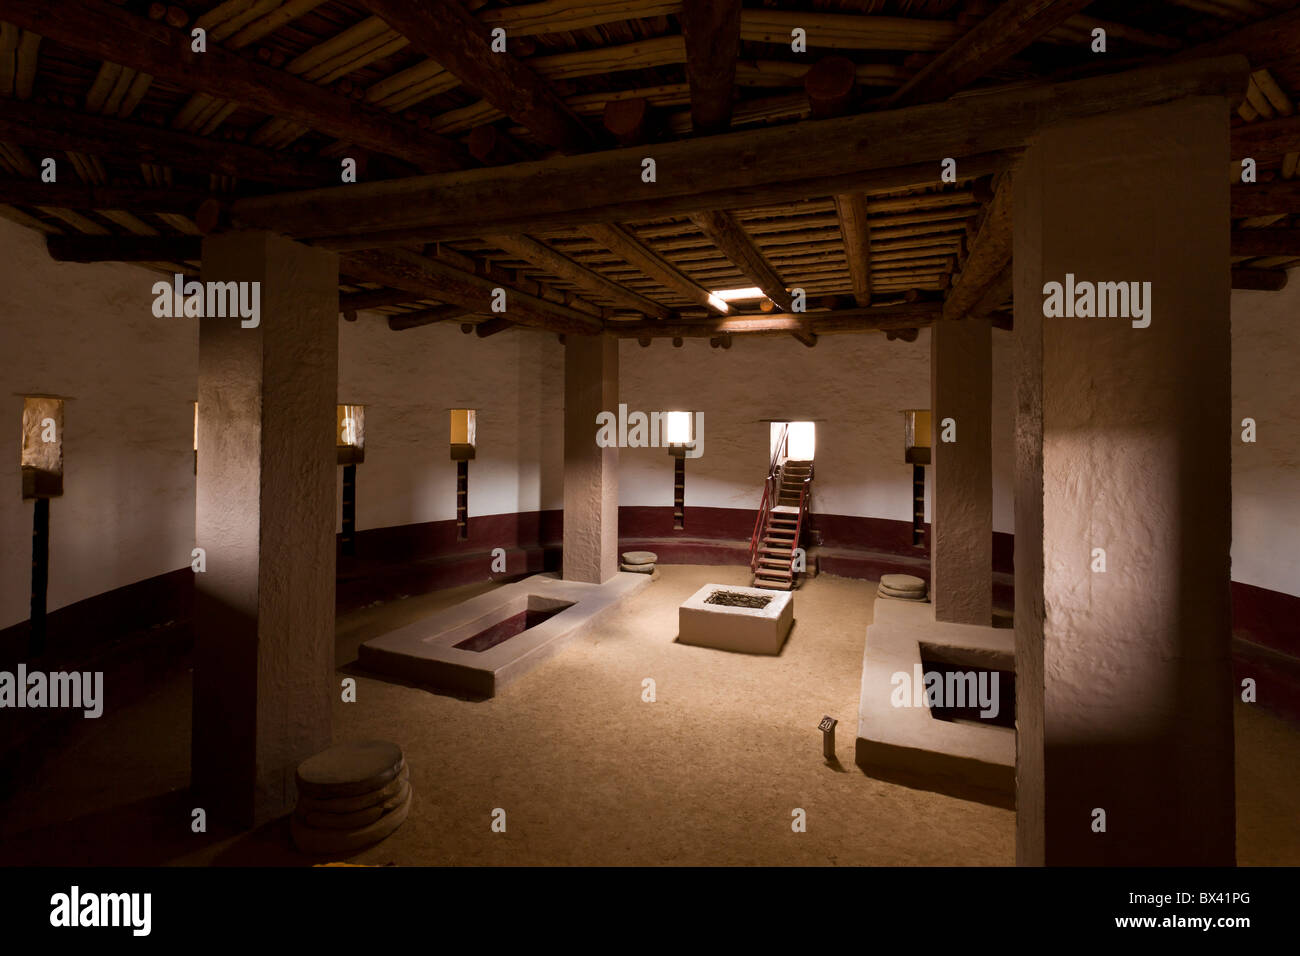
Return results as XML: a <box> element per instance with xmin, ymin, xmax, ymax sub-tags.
<box><xmin>1231</xmin><ymin>283</ymin><xmax>1300</xmax><ymax>597</ymax></box>
<box><xmin>2</xmin><ymin>211</ymin><xmax>1297</xmax><ymax>629</ymax></box>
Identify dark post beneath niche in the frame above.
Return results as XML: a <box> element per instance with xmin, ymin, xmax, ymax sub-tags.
<box><xmin>673</xmin><ymin>456</ymin><xmax>686</xmax><ymax>530</ymax></box>
<box><xmin>456</xmin><ymin>460</ymin><xmax>469</xmax><ymax>540</ymax></box>
<box><xmin>341</xmin><ymin>463</ymin><xmax>357</xmax><ymax>556</ymax></box>
<box><xmin>29</xmin><ymin>498</ymin><xmax>49</xmax><ymax>657</ymax></box>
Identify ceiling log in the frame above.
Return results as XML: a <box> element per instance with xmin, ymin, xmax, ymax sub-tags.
<box><xmin>942</xmin><ymin>171</ymin><xmax>1013</xmax><ymax>322</ymax></box>
<box><xmin>485</xmin><ymin>232</ymin><xmax>674</xmax><ymax>319</ymax></box>
<box><xmin>0</xmin><ymin>177</ymin><xmax>214</xmax><ymax>214</ymax></box>
<box><xmin>1232</xmin><ymin>113</ymin><xmax>1300</xmax><ymax>159</ymax></box>
<box><xmin>1231</xmin><ymin>227</ymin><xmax>1300</xmax><ymax>257</ymax></box>
<box><xmin>611</xmin><ymin>302</ymin><xmax>941</xmax><ymax>338</ymax></box>
<box><xmin>887</xmin><ymin>0</ymin><xmax>1094</xmax><ymax>108</ymax></box>
<box><xmin>342</xmin><ymin>248</ymin><xmax>603</xmax><ymax>335</ymax></box>
<box><xmin>1231</xmin><ymin>180</ymin><xmax>1300</xmax><ymax>216</ymax></box>
<box><xmin>0</xmin><ymin>0</ymin><xmax>469</xmax><ymax>171</ymax></box>
<box><xmin>474</xmin><ymin>317</ymin><xmax>515</xmax><ymax>338</ymax></box>
<box><xmin>0</xmin><ymin>98</ymin><xmax>336</xmax><ymax>185</ymax></box>
<box><xmin>583</xmin><ymin>222</ymin><xmax>726</xmax><ymax>313</ymax></box>
<box><xmin>680</xmin><ymin>0</ymin><xmax>742</xmax><ymax>134</ymax></box>
<box><xmin>834</xmin><ymin>192</ymin><xmax>873</xmax><ymax>307</ymax></box>
<box><xmin>338</xmin><ymin>288</ymin><xmax>429</xmax><ymax>313</ymax></box>
<box><xmin>1232</xmin><ymin>266</ymin><xmax>1290</xmax><ymax>291</ymax></box>
<box><xmin>46</xmin><ymin>234</ymin><xmax>202</xmax><ymax>262</ymax></box>
<box><xmin>688</xmin><ymin>209</ymin><xmax>792</xmax><ymax>311</ymax></box>
<box><xmin>359</xmin><ymin>0</ymin><xmax>594</xmax><ymax>152</ymax></box>
<box><xmin>385</xmin><ymin>305</ymin><xmax>466</xmax><ymax>331</ymax></box>
<box><xmin>230</xmin><ymin>56</ymin><xmax>1246</xmax><ymax>245</ymax></box>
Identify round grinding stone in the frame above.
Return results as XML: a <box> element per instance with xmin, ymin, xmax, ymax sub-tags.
<box><xmin>296</xmin><ymin>740</ymin><xmax>405</xmax><ymax>799</ymax></box>
<box><xmin>297</xmin><ymin>766</ymin><xmax>410</xmax><ymax>816</ymax></box>
<box><xmin>296</xmin><ymin>779</ymin><xmax>411</xmax><ymax>831</ymax></box>
<box><xmin>880</xmin><ymin>574</ymin><xmax>926</xmax><ymax>593</ymax></box>
<box><xmin>621</xmin><ymin>551</ymin><xmax>658</xmax><ymax>565</ymax></box>
<box><xmin>291</xmin><ymin>787</ymin><xmax>412</xmax><ymax>856</ymax></box>
<box><xmin>878</xmin><ymin>587</ymin><xmax>927</xmax><ymax>601</ymax></box>
<box><xmin>620</xmin><ymin>562</ymin><xmax>656</xmax><ymax>574</ymax></box>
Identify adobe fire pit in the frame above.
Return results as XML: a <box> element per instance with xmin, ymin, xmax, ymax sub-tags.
<box><xmin>677</xmin><ymin>583</ymin><xmax>794</xmax><ymax>655</ymax></box>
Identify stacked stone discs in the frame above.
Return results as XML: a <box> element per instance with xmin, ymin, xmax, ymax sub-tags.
<box><xmin>877</xmin><ymin>573</ymin><xmax>928</xmax><ymax>602</ymax></box>
<box><xmin>291</xmin><ymin>740</ymin><xmax>412</xmax><ymax>855</ymax></box>
<box><xmin>620</xmin><ymin>550</ymin><xmax>659</xmax><ymax>578</ymax></box>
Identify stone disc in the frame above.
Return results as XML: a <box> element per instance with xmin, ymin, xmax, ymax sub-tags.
<box><xmin>296</xmin><ymin>779</ymin><xmax>411</xmax><ymax>830</ymax></box>
<box><xmin>880</xmin><ymin>574</ymin><xmax>926</xmax><ymax>592</ymax></box>
<box><xmin>621</xmin><ymin>551</ymin><xmax>658</xmax><ymax>565</ymax></box>
<box><xmin>291</xmin><ymin>787</ymin><xmax>412</xmax><ymax>856</ymax></box>
<box><xmin>297</xmin><ymin>766</ymin><xmax>410</xmax><ymax>815</ymax></box>
<box><xmin>879</xmin><ymin>583</ymin><xmax>926</xmax><ymax>597</ymax></box>
<box><xmin>620</xmin><ymin>562</ymin><xmax>656</xmax><ymax>573</ymax></box>
<box><xmin>296</xmin><ymin>740</ymin><xmax>405</xmax><ymax>798</ymax></box>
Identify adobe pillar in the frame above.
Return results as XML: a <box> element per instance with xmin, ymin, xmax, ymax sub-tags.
<box><xmin>193</xmin><ymin>231</ymin><xmax>339</xmax><ymax>828</ymax></box>
<box><xmin>1014</xmin><ymin>97</ymin><xmax>1235</xmax><ymax>865</ymax></box>
<box><xmin>930</xmin><ymin>317</ymin><xmax>993</xmax><ymax>625</ymax></box>
<box><xmin>563</xmin><ymin>333</ymin><xmax>618</xmax><ymax>583</ymax></box>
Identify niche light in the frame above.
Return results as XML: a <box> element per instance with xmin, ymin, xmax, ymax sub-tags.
<box><xmin>450</xmin><ymin>408</ymin><xmax>476</xmax><ymax>461</ymax></box>
<box><xmin>21</xmin><ymin>396</ymin><xmax>64</xmax><ymax>499</ymax></box>
<box><xmin>337</xmin><ymin>404</ymin><xmax>366</xmax><ymax>465</ymax></box>
<box><xmin>903</xmin><ymin>409</ymin><xmax>931</xmax><ymax>465</ymax></box>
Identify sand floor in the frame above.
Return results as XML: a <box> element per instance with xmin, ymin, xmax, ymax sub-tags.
<box><xmin>1</xmin><ymin>565</ymin><xmax>1296</xmax><ymax>866</ymax></box>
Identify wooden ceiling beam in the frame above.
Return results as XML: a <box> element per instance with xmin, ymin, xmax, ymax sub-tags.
<box><xmin>231</xmin><ymin>56</ymin><xmax>1246</xmax><ymax>245</ymax></box>
<box><xmin>341</xmin><ymin>248</ymin><xmax>603</xmax><ymax>336</ymax></box>
<box><xmin>583</xmin><ymin>222</ymin><xmax>725</xmax><ymax>314</ymax></box>
<box><xmin>385</xmin><ymin>305</ymin><xmax>466</xmax><ymax>331</ymax></box>
<box><xmin>886</xmin><ymin>0</ymin><xmax>1095</xmax><ymax>108</ymax></box>
<box><xmin>1231</xmin><ymin>180</ymin><xmax>1300</xmax><ymax>217</ymax></box>
<box><xmin>478</xmin><ymin>1</ymin><xmax>681</xmax><ymax>37</ymax></box>
<box><xmin>338</xmin><ymin>288</ymin><xmax>428</xmax><ymax>313</ymax></box>
<box><xmin>688</xmin><ymin>210</ymin><xmax>792</xmax><ymax>311</ymax></box>
<box><xmin>0</xmin><ymin>177</ymin><xmax>214</xmax><ymax>215</ymax></box>
<box><xmin>302</xmin><ymin>152</ymin><xmax>1013</xmax><ymax>249</ymax></box>
<box><xmin>484</xmin><ymin>233</ymin><xmax>674</xmax><ymax>319</ymax></box>
<box><xmin>1232</xmin><ymin>113</ymin><xmax>1300</xmax><ymax>158</ymax></box>
<box><xmin>611</xmin><ymin>301</ymin><xmax>940</xmax><ymax>338</ymax></box>
<box><xmin>358</xmin><ymin>0</ymin><xmax>594</xmax><ymax>153</ymax></box>
<box><xmin>1175</xmin><ymin>4</ymin><xmax>1300</xmax><ymax>70</ymax></box>
<box><xmin>1232</xmin><ymin>267</ymin><xmax>1289</xmax><ymax>291</ymax></box>
<box><xmin>680</xmin><ymin>0</ymin><xmax>742</xmax><ymax>134</ymax></box>
<box><xmin>0</xmin><ymin>98</ymin><xmax>336</xmax><ymax>185</ymax></box>
<box><xmin>942</xmin><ymin>170</ymin><xmax>1013</xmax><ymax>322</ymax></box>
<box><xmin>1</xmin><ymin>0</ymin><xmax>468</xmax><ymax>171</ymax></box>
<box><xmin>1231</xmin><ymin>227</ymin><xmax>1300</xmax><ymax>257</ymax></box>
<box><xmin>46</xmin><ymin>234</ymin><xmax>202</xmax><ymax>262</ymax></box>
<box><xmin>473</xmin><ymin>317</ymin><xmax>515</xmax><ymax>338</ymax></box>
<box><xmin>833</xmin><ymin>193</ymin><xmax>873</xmax><ymax>307</ymax></box>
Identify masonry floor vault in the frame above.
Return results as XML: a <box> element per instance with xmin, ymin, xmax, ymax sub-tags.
<box><xmin>1</xmin><ymin>566</ymin><xmax>1296</xmax><ymax>866</ymax></box>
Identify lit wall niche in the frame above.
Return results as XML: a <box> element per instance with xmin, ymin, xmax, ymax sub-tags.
<box><xmin>903</xmin><ymin>409</ymin><xmax>932</xmax><ymax>465</ymax></box>
<box><xmin>21</xmin><ymin>396</ymin><xmax>64</xmax><ymax>498</ymax></box>
<box><xmin>337</xmin><ymin>404</ymin><xmax>366</xmax><ymax>465</ymax></box>
<box><xmin>449</xmin><ymin>408</ymin><xmax>476</xmax><ymax>461</ymax></box>
<box><xmin>450</xmin><ymin>409</ymin><xmax>476</xmax><ymax>540</ymax></box>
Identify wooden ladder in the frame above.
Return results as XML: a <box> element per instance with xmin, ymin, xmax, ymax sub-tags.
<box><xmin>752</xmin><ymin>458</ymin><xmax>813</xmax><ymax>590</ymax></box>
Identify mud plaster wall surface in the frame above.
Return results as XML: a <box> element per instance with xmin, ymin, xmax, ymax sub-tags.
<box><xmin>2</xmin><ymin>212</ymin><xmax>1298</xmax><ymax>627</ymax></box>
<box><xmin>0</xmin><ymin>218</ymin><xmax>198</xmax><ymax>629</ymax></box>
<box><xmin>335</xmin><ymin>316</ymin><xmax>565</xmax><ymax>531</ymax></box>
<box><xmin>1231</xmin><ymin>282</ymin><xmax>1300</xmax><ymax>596</ymax></box>
<box><xmin>620</xmin><ymin>331</ymin><xmax>954</xmax><ymax>526</ymax></box>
